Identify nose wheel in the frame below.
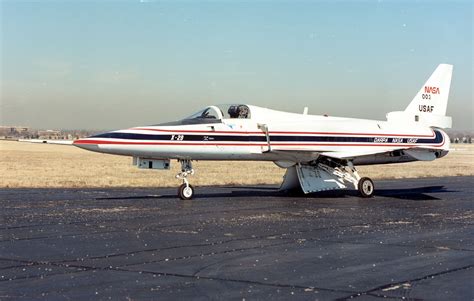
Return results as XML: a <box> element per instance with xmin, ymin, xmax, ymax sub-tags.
<box><xmin>176</xmin><ymin>160</ymin><xmax>195</xmax><ymax>200</ymax></box>
<box><xmin>178</xmin><ymin>183</ymin><xmax>194</xmax><ymax>200</ymax></box>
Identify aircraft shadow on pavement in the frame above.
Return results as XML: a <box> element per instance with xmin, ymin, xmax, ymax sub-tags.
<box><xmin>301</xmin><ymin>185</ymin><xmax>454</xmax><ymax>201</ymax></box>
<box><xmin>95</xmin><ymin>195</ymin><xmax>164</xmax><ymax>200</ymax></box>
<box><xmin>373</xmin><ymin>185</ymin><xmax>454</xmax><ymax>200</ymax></box>
<box><xmin>204</xmin><ymin>185</ymin><xmax>453</xmax><ymax>201</ymax></box>
<box><xmin>94</xmin><ymin>185</ymin><xmax>454</xmax><ymax>201</ymax></box>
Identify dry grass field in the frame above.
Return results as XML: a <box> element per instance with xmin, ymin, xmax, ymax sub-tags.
<box><xmin>1</xmin><ymin>140</ymin><xmax>473</xmax><ymax>188</ymax></box>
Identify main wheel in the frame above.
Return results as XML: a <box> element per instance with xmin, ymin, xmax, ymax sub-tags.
<box><xmin>178</xmin><ymin>184</ymin><xmax>194</xmax><ymax>200</ymax></box>
<box><xmin>358</xmin><ymin>177</ymin><xmax>374</xmax><ymax>198</ymax></box>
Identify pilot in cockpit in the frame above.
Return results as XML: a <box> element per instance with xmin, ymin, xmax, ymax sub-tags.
<box><xmin>227</xmin><ymin>105</ymin><xmax>249</xmax><ymax>119</ymax></box>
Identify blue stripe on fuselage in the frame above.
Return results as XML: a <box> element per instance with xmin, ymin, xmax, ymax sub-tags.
<box><xmin>91</xmin><ymin>130</ymin><xmax>443</xmax><ymax>144</ymax></box>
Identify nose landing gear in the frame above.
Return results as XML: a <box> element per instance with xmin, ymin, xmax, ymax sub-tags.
<box><xmin>176</xmin><ymin>160</ymin><xmax>195</xmax><ymax>200</ymax></box>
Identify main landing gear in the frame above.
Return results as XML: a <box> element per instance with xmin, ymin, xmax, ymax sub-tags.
<box><xmin>358</xmin><ymin>177</ymin><xmax>375</xmax><ymax>198</ymax></box>
<box><xmin>341</xmin><ymin>162</ymin><xmax>375</xmax><ymax>198</ymax></box>
<box><xmin>314</xmin><ymin>159</ymin><xmax>375</xmax><ymax>197</ymax></box>
<box><xmin>176</xmin><ymin>160</ymin><xmax>195</xmax><ymax>200</ymax></box>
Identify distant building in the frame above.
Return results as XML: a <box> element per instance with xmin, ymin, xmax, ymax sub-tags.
<box><xmin>0</xmin><ymin>126</ymin><xmax>99</xmax><ymax>140</ymax></box>
<box><xmin>38</xmin><ymin>130</ymin><xmax>62</xmax><ymax>139</ymax></box>
<box><xmin>0</xmin><ymin>126</ymin><xmax>30</xmax><ymax>138</ymax></box>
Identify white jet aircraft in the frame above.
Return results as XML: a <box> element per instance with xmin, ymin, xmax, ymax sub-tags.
<box><xmin>73</xmin><ymin>64</ymin><xmax>453</xmax><ymax>200</ymax></box>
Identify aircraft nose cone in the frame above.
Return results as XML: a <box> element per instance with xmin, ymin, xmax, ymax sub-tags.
<box><xmin>72</xmin><ymin>138</ymin><xmax>101</xmax><ymax>152</ymax></box>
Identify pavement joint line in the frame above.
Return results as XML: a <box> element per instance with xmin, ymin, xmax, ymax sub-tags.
<box><xmin>115</xmin><ymin>236</ymin><xmax>474</xmax><ymax>269</ymax></box>
<box><xmin>0</xmin><ymin>269</ymin><xmax>88</xmax><ymax>283</ymax></box>
<box><xmin>0</xmin><ymin>217</ymin><xmax>141</xmax><ymax>231</ymax></box>
<box><xmin>334</xmin><ymin>264</ymin><xmax>474</xmax><ymax>300</ymax></box>
<box><xmin>0</xmin><ymin>230</ymin><xmax>122</xmax><ymax>243</ymax></box>
<box><xmin>53</xmin><ymin>221</ymin><xmax>371</xmax><ymax>263</ymax></box>
<box><xmin>0</xmin><ymin>258</ymin><xmax>89</xmax><ymax>282</ymax></box>
<box><xmin>113</xmin><ymin>266</ymin><xmax>357</xmax><ymax>295</ymax></box>
<box><xmin>0</xmin><ymin>214</ymin><xmax>208</xmax><ymax>232</ymax></box>
<box><xmin>365</xmin><ymin>289</ymin><xmax>422</xmax><ymax>300</ymax></box>
<box><xmin>57</xmin><ymin>236</ymin><xmax>290</xmax><ymax>263</ymax></box>
<box><xmin>192</xmin><ymin>256</ymin><xmax>235</xmax><ymax>277</ymax></box>
<box><xmin>0</xmin><ymin>256</ymin><xmax>356</xmax><ymax>295</ymax></box>
<box><xmin>0</xmin><ymin>264</ymin><xmax>33</xmax><ymax>271</ymax></box>
<box><xmin>310</xmin><ymin>238</ymin><xmax>474</xmax><ymax>253</ymax></box>
<box><xmin>364</xmin><ymin>292</ymin><xmax>406</xmax><ymax>300</ymax></box>
<box><xmin>118</xmin><ymin>234</ymin><xmax>474</xmax><ymax>269</ymax></box>
<box><xmin>0</xmin><ymin>221</ymin><xmax>87</xmax><ymax>231</ymax></box>
<box><xmin>0</xmin><ymin>221</ymin><xmax>199</xmax><ymax>243</ymax></box>
<box><xmin>118</xmin><ymin>240</ymin><xmax>293</xmax><ymax>269</ymax></box>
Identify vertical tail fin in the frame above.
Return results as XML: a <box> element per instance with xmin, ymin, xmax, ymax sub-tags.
<box><xmin>386</xmin><ymin>64</ymin><xmax>453</xmax><ymax>128</ymax></box>
<box><xmin>405</xmin><ymin>64</ymin><xmax>453</xmax><ymax>116</ymax></box>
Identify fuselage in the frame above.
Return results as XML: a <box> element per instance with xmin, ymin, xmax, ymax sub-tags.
<box><xmin>73</xmin><ymin>105</ymin><xmax>449</xmax><ymax>165</ymax></box>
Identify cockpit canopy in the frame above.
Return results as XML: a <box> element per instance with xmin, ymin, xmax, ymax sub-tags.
<box><xmin>184</xmin><ymin>104</ymin><xmax>251</xmax><ymax>121</ymax></box>
<box><xmin>155</xmin><ymin>104</ymin><xmax>251</xmax><ymax>126</ymax></box>
<box><xmin>184</xmin><ymin>106</ymin><xmax>221</xmax><ymax>120</ymax></box>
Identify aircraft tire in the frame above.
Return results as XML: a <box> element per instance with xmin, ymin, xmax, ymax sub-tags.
<box><xmin>178</xmin><ymin>184</ymin><xmax>194</xmax><ymax>200</ymax></box>
<box><xmin>358</xmin><ymin>177</ymin><xmax>374</xmax><ymax>198</ymax></box>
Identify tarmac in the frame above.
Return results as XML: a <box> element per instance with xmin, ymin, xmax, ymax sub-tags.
<box><xmin>0</xmin><ymin>176</ymin><xmax>473</xmax><ymax>300</ymax></box>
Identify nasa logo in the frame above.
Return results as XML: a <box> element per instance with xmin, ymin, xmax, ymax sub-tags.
<box><xmin>419</xmin><ymin>105</ymin><xmax>434</xmax><ymax>112</ymax></box>
<box><xmin>391</xmin><ymin>138</ymin><xmax>403</xmax><ymax>143</ymax></box>
<box><xmin>424</xmin><ymin>86</ymin><xmax>440</xmax><ymax>94</ymax></box>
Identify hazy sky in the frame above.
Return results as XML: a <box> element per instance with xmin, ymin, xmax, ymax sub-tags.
<box><xmin>1</xmin><ymin>0</ymin><xmax>473</xmax><ymax>130</ymax></box>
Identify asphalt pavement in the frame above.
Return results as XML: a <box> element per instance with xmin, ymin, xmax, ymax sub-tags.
<box><xmin>0</xmin><ymin>176</ymin><xmax>473</xmax><ymax>300</ymax></box>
